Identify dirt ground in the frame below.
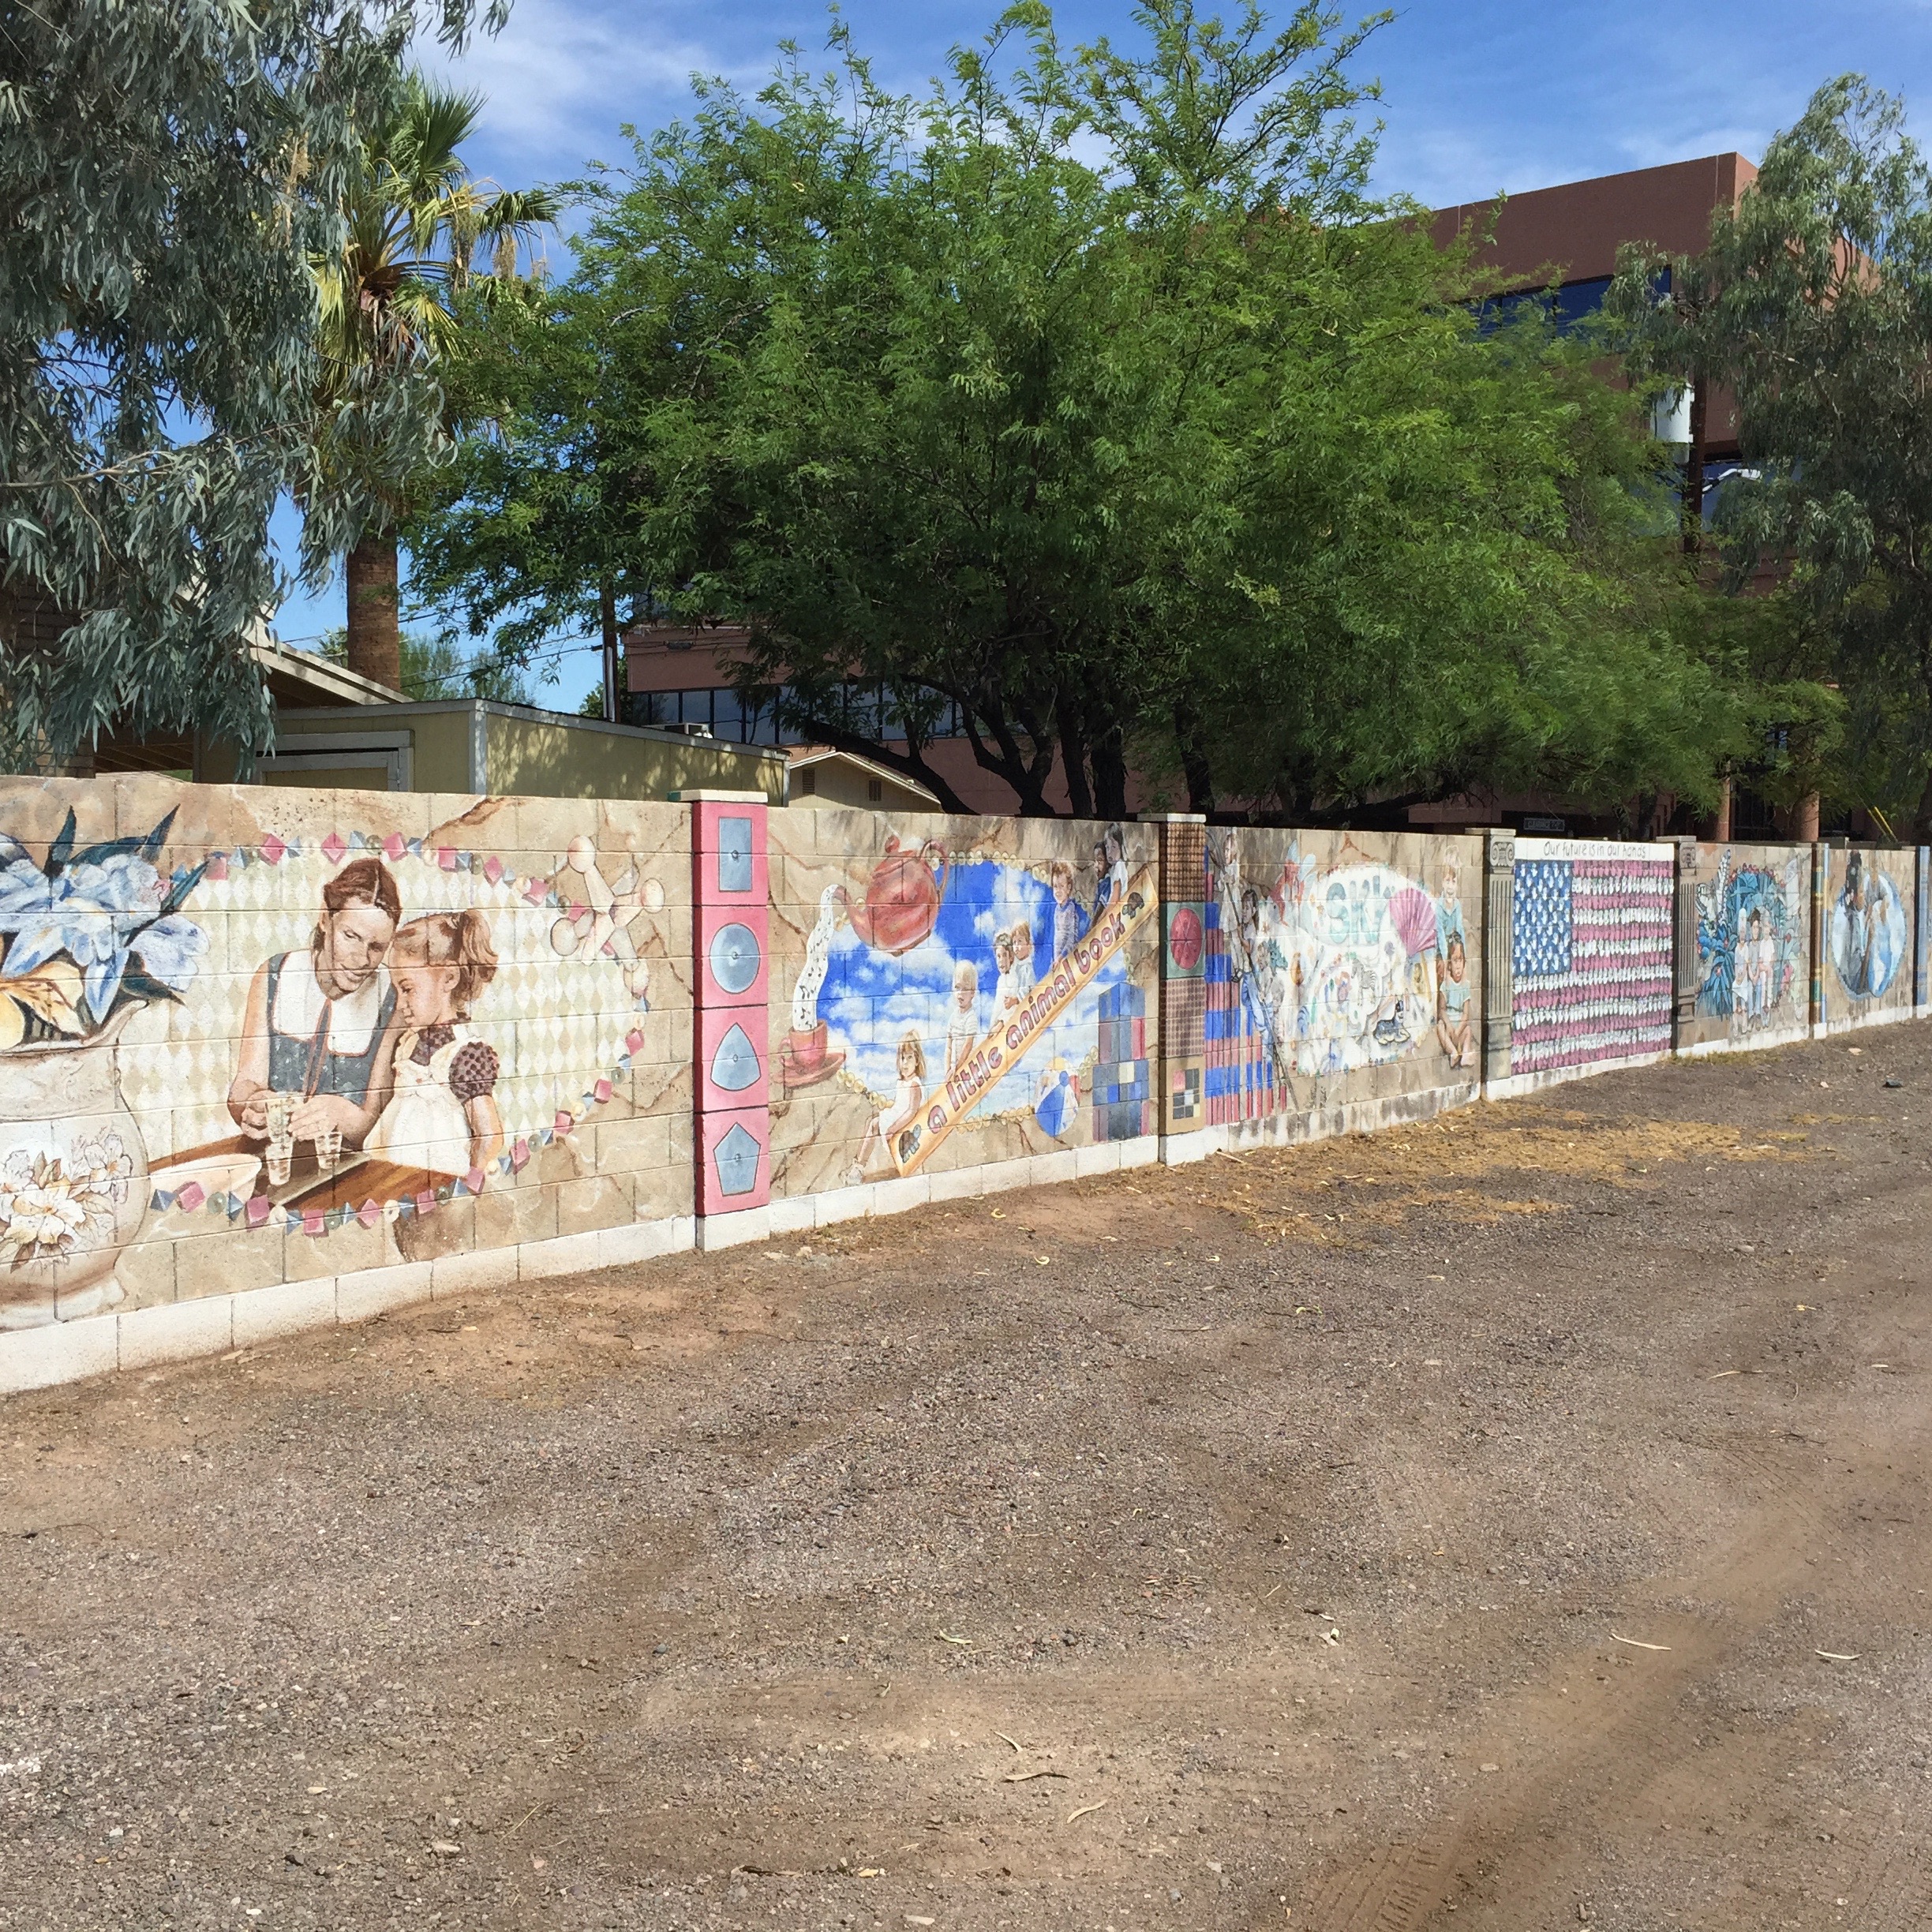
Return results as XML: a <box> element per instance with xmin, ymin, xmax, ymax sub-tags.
<box><xmin>5</xmin><ymin>1028</ymin><xmax>1932</xmax><ymax>1932</ymax></box>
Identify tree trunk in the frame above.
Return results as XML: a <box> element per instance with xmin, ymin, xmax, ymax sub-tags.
<box><xmin>1091</xmin><ymin>720</ymin><xmax>1129</xmax><ymax>821</ymax></box>
<box><xmin>1054</xmin><ymin>689</ymin><xmax>1094</xmax><ymax>821</ymax></box>
<box><xmin>600</xmin><ymin>578</ymin><xmax>620</xmax><ymax>724</ymax></box>
<box><xmin>1683</xmin><ymin>380</ymin><xmax>1708</xmax><ymax>556</ymax></box>
<box><xmin>346</xmin><ymin>533</ymin><xmax>402</xmax><ymax>695</ymax></box>
<box><xmin>1174</xmin><ymin>698</ymin><xmax>1215</xmax><ymax>816</ymax></box>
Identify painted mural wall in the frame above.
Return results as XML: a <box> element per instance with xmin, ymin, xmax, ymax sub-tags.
<box><xmin>0</xmin><ymin>777</ymin><xmax>692</xmax><ymax>1332</ymax></box>
<box><xmin>1166</xmin><ymin>827</ymin><xmax>1483</xmax><ymax>1132</ymax></box>
<box><xmin>1679</xmin><ymin>842</ymin><xmax>1814</xmax><ymax>1053</ymax></box>
<box><xmin>1819</xmin><ymin>844</ymin><xmax>1916</xmax><ymax>1032</ymax></box>
<box><xmin>765</xmin><ymin>811</ymin><xmax>1160</xmax><ymax>1194</ymax></box>
<box><xmin>1510</xmin><ymin>837</ymin><xmax>1675</xmax><ymax>1077</ymax></box>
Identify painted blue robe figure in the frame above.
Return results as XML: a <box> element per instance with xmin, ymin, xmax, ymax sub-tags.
<box><xmin>1034</xmin><ymin>1061</ymin><xmax>1078</xmax><ymax>1137</ymax></box>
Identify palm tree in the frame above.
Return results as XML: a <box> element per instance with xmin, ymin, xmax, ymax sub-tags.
<box><xmin>313</xmin><ymin>76</ymin><xmax>556</xmax><ymax>692</ymax></box>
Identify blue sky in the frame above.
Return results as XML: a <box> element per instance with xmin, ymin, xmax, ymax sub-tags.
<box><xmin>272</xmin><ymin>0</ymin><xmax>1932</xmax><ymax>685</ymax></box>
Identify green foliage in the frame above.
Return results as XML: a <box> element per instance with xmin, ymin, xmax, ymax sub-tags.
<box><xmin>417</xmin><ymin>1</ymin><xmax>1740</xmax><ymax>819</ymax></box>
<box><xmin>1</xmin><ymin>0</ymin><xmax>495</xmax><ymax>772</ymax></box>
<box><xmin>315</xmin><ymin>625</ymin><xmax>529</xmax><ymax>703</ymax></box>
<box><xmin>1610</xmin><ymin>75</ymin><xmax>1932</xmax><ymax>832</ymax></box>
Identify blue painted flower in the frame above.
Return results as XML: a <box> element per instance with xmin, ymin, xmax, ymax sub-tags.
<box><xmin>0</xmin><ymin>846</ymin><xmax>204</xmax><ymax>1027</ymax></box>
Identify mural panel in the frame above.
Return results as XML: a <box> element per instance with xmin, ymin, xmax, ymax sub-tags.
<box><xmin>1511</xmin><ymin>837</ymin><xmax>1674</xmax><ymax>1076</ymax></box>
<box><xmin>1193</xmin><ymin>828</ymin><xmax>1482</xmax><ymax>1125</ymax></box>
<box><xmin>1679</xmin><ymin>842</ymin><xmax>1813</xmax><ymax>1051</ymax></box>
<box><xmin>766</xmin><ymin>813</ymin><xmax>1159</xmax><ymax>1193</ymax></box>
<box><xmin>1821</xmin><ymin>844</ymin><xmax>1916</xmax><ymax>1031</ymax></box>
<box><xmin>0</xmin><ymin>779</ymin><xmax>693</xmax><ymax>1331</ymax></box>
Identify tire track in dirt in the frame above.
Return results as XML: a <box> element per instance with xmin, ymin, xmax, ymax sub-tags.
<box><xmin>1288</xmin><ymin>1389</ymin><xmax>1932</xmax><ymax>1932</ymax></box>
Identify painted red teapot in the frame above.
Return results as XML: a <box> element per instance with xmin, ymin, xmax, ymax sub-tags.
<box><xmin>839</xmin><ymin>837</ymin><xmax>949</xmax><ymax>955</ymax></box>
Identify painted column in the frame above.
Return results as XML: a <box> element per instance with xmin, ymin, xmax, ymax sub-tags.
<box><xmin>1481</xmin><ymin>829</ymin><xmax>1515</xmax><ymax>1091</ymax></box>
<box><xmin>1916</xmin><ymin>846</ymin><xmax>1930</xmax><ymax>1014</ymax></box>
<box><xmin>1671</xmin><ymin>835</ymin><xmax>1701</xmax><ymax>1053</ymax></box>
<box><xmin>1810</xmin><ymin>841</ymin><xmax>1829</xmax><ymax>1036</ymax></box>
<box><xmin>1150</xmin><ymin>814</ymin><xmax>1208</xmax><ymax>1161</ymax></box>
<box><xmin>688</xmin><ymin>792</ymin><xmax>773</xmax><ymax>1242</ymax></box>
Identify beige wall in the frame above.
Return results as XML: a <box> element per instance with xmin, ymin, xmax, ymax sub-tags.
<box><xmin>0</xmin><ymin>776</ymin><xmax>695</xmax><ymax>1336</ymax></box>
<box><xmin>766</xmin><ymin>810</ymin><xmax>1160</xmax><ymax>1198</ymax></box>
<box><xmin>485</xmin><ymin>712</ymin><xmax>784</xmax><ymax>804</ymax></box>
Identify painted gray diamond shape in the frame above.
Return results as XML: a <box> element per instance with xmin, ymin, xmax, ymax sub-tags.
<box><xmin>715</xmin><ymin>1121</ymin><xmax>762</xmax><ymax>1196</ymax></box>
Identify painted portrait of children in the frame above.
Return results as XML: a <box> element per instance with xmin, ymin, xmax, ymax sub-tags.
<box><xmin>367</xmin><ymin>910</ymin><xmax>506</xmax><ymax>1181</ymax></box>
<box><xmin>1435</xmin><ymin>934</ymin><xmax>1473</xmax><ymax>1067</ymax></box>
<box><xmin>1009</xmin><ymin>916</ymin><xmax>1036</xmax><ymax>1002</ymax></box>
<box><xmin>1049</xmin><ymin>859</ymin><xmax>1084</xmax><ymax>962</ymax></box>
<box><xmin>851</xmin><ymin>1031</ymin><xmax>926</xmax><ymax>1183</ymax></box>
<box><xmin>946</xmin><ymin>959</ymin><xmax>981</xmax><ymax>1072</ymax></box>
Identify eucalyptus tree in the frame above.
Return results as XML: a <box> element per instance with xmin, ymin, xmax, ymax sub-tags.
<box><xmin>0</xmin><ymin>0</ymin><xmax>498</xmax><ymax>770</ymax></box>
<box><xmin>1610</xmin><ymin>76</ymin><xmax>1932</xmax><ymax>834</ymax></box>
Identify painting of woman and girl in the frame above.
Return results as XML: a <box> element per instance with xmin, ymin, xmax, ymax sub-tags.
<box><xmin>223</xmin><ymin>856</ymin><xmax>507</xmax><ymax>1185</ymax></box>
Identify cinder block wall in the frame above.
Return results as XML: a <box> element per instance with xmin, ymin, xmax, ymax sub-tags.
<box><xmin>0</xmin><ymin>777</ymin><xmax>694</xmax><ymax>1378</ymax></box>
<box><xmin>1676</xmin><ymin>842</ymin><xmax>1815</xmax><ymax>1056</ymax></box>
<box><xmin>1159</xmin><ymin>824</ymin><xmax>1486</xmax><ymax>1155</ymax></box>
<box><xmin>5</xmin><ymin>774</ymin><xmax>1931</xmax><ymax>1393</ymax></box>
<box><xmin>763</xmin><ymin>808</ymin><xmax>1163</xmax><ymax>1223</ymax></box>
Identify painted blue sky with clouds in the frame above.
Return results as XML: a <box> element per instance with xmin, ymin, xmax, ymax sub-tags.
<box><xmin>273</xmin><ymin>0</ymin><xmax>1932</xmax><ymax>663</ymax></box>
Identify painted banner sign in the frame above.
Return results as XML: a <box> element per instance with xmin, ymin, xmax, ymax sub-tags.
<box><xmin>889</xmin><ymin>871</ymin><xmax>1154</xmax><ymax>1175</ymax></box>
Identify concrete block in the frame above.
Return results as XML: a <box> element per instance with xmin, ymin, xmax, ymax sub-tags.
<box><xmin>1118</xmin><ymin>1136</ymin><xmax>1162</xmax><ymax>1171</ymax></box>
<box><xmin>232</xmin><ymin>1275</ymin><xmax>339</xmax><ymax>1350</ymax></box>
<box><xmin>871</xmin><ymin>1174</ymin><xmax>930</xmax><ymax>1219</ymax></box>
<box><xmin>0</xmin><ymin>1314</ymin><xmax>121</xmax><ymax>1395</ymax></box>
<box><xmin>118</xmin><ymin>1294</ymin><xmax>235</xmax><ymax>1371</ymax></box>
<box><xmin>926</xmin><ymin>1166</ymin><xmax>985</xmax><ymax>1205</ymax></box>
<box><xmin>1073</xmin><ymin>1142</ymin><xmax>1121</xmax><ymax>1179</ymax></box>
<box><xmin>1031</xmin><ymin>1149</ymin><xmax>1079</xmax><ymax>1189</ymax></box>
<box><xmin>519</xmin><ymin>1229</ymin><xmax>605</xmax><ymax>1282</ymax></box>
<box><xmin>597</xmin><ymin>1218</ymin><xmax>694</xmax><ymax>1268</ymax></box>
<box><xmin>1161</xmin><ymin>1128</ymin><xmax>1223</xmax><ymax>1166</ymax></box>
<box><xmin>336</xmin><ymin>1260</ymin><xmax>432</xmax><ymax>1327</ymax></box>
<box><xmin>811</xmin><ymin>1185</ymin><xmax>871</xmax><ymax>1228</ymax></box>
<box><xmin>429</xmin><ymin>1247</ymin><xmax>519</xmax><ymax>1300</ymax></box>
<box><xmin>695</xmin><ymin>1205</ymin><xmax>772</xmax><ymax>1251</ymax></box>
<box><xmin>765</xmin><ymin>1195</ymin><xmax>817</xmax><ymax>1236</ymax></box>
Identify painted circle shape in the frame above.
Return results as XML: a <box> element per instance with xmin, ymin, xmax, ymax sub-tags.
<box><xmin>1168</xmin><ymin>906</ymin><xmax>1204</xmax><ymax>972</ymax></box>
<box><xmin>709</xmin><ymin>922</ymin><xmax>762</xmax><ymax>995</ymax></box>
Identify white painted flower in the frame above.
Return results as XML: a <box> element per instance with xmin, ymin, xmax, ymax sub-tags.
<box><xmin>6</xmin><ymin>1182</ymin><xmax>88</xmax><ymax>1255</ymax></box>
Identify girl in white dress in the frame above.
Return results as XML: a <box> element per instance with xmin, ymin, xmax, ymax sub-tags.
<box><xmin>367</xmin><ymin>912</ymin><xmax>505</xmax><ymax>1181</ymax></box>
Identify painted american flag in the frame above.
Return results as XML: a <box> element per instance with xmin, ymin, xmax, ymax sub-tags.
<box><xmin>1511</xmin><ymin>839</ymin><xmax>1675</xmax><ymax>1074</ymax></box>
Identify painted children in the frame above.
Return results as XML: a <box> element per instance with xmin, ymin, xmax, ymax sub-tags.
<box><xmin>228</xmin><ymin>855</ymin><xmax>400</xmax><ymax>1150</ymax></box>
<box><xmin>1009</xmin><ymin>917</ymin><xmax>1037</xmax><ymax>1002</ymax></box>
<box><xmin>851</xmin><ymin>1031</ymin><xmax>926</xmax><ymax>1182</ymax></box>
<box><xmin>1050</xmin><ymin>860</ymin><xmax>1084</xmax><ymax>961</ymax></box>
<box><xmin>945</xmin><ymin>960</ymin><xmax>981</xmax><ymax>1072</ymax></box>
<box><xmin>992</xmin><ymin>930</ymin><xmax>1019</xmax><ymax>1013</ymax></box>
<box><xmin>1436</xmin><ymin>934</ymin><xmax>1473</xmax><ymax>1067</ymax></box>
<box><xmin>367</xmin><ymin>910</ymin><xmax>505</xmax><ymax>1181</ymax></box>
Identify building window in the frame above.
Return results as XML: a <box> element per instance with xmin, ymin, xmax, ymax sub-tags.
<box><xmin>867</xmin><ymin>777</ymin><xmax>883</xmax><ymax>803</ymax></box>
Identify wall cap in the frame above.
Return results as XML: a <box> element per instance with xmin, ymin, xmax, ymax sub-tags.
<box><xmin>669</xmin><ymin>789</ymin><xmax>772</xmax><ymax>803</ymax></box>
<box><xmin>1136</xmin><ymin>812</ymin><xmax>1207</xmax><ymax>823</ymax></box>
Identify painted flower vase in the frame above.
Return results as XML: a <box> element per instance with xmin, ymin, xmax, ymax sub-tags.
<box><xmin>0</xmin><ymin>1023</ymin><xmax>147</xmax><ymax>1329</ymax></box>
